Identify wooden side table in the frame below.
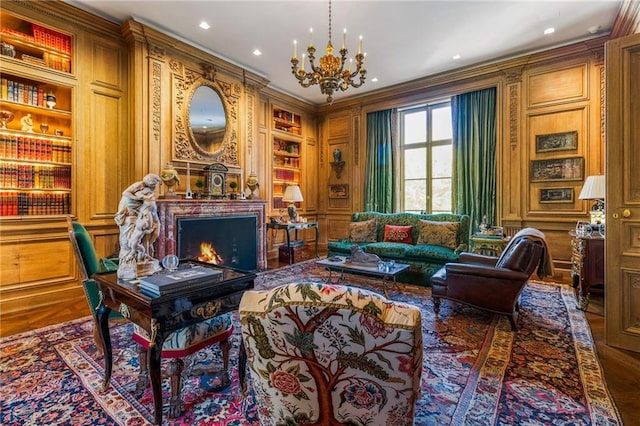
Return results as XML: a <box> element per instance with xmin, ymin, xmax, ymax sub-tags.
<box><xmin>267</xmin><ymin>221</ymin><xmax>319</xmax><ymax>265</ymax></box>
<box><xmin>470</xmin><ymin>234</ymin><xmax>509</xmax><ymax>256</ymax></box>
<box><xmin>569</xmin><ymin>231</ymin><xmax>604</xmax><ymax>310</ymax></box>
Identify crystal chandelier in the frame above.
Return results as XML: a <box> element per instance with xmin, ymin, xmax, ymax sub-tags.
<box><xmin>291</xmin><ymin>0</ymin><xmax>366</xmax><ymax>104</ymax></box>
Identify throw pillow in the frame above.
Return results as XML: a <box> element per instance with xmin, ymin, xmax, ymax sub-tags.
<box><xmin>383</xmin><ymin>225</ymin><xmax>413</xmax><ymax>245</ymax></box>
<box><xmin>417</xmin><ymin>220</ymin><xmax>459</xmax><ymax>249</ymax></box>
<box><xmin>349</xmin><ymin>219</ymin><xmax>377</xmax><ymax>243</ymax></box>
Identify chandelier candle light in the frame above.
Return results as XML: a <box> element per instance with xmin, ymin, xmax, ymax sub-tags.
<box><xmin>291</xmin><ymin>0</ymin><xmax>366</xmax><ymax>104</ymax></box>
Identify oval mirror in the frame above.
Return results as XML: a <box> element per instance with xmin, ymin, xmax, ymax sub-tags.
<box><xmin>189</xmin><ymin>85</ymin><xmax>226</xmax><ymax>153</ymax></box>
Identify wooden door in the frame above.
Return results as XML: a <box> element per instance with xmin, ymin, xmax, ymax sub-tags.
<box><xmin>605</xmin><ymin>32</ymin><xmax>640</xmax><ymax>352</ymax></box>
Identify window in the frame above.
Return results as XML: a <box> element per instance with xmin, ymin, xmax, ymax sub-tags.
<box><xmin>400</xmin><ymin>102</ymin><xmax>452</xmax><ymax>213</ymax></box>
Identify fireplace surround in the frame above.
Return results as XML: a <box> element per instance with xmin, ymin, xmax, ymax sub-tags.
<box><xmin>155</xmin><ymin>199</ymin><xmax>267</xmax><ymax>271</ymax></box>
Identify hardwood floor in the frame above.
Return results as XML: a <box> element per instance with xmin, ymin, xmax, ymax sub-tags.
<box><xmin>1</xmin><ymin>254</ymin><xmax>638</xmax><ymax>424</ymax></box>
<box><xmin>585</xmin><ymin>309</ymin><xmax>640</xmax><ymax>426</ymax></box>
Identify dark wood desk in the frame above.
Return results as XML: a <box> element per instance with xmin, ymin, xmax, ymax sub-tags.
<box><xmin>92</xmin><ymin>262</ymin><xmax>255</xmax><ymax>425</ymax></box>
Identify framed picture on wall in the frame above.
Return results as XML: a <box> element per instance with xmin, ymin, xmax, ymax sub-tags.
<box><xmin>329</xmin><ymin>184</ymin><xmax>348</xmax><ymax>199</ymax></box>
<box><xmin>535</xmin><ymin>131</ymin><xmax>578</xmax><ymax>153</ymax></box>
<box><xmin>540</xmin><ymin>188</ymin><xmax>574</xmax><ymax>203</ymax></box>
<box><xmin>530</xmin><ymin>157</ymin><xmax>584</xmax><ymax>182</ymax></box>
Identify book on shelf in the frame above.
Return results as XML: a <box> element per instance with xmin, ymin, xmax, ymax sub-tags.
<box><xmin>138</xmin><ymin>265</ymin><xmax>223</xmax><ymax>296</ymax></box>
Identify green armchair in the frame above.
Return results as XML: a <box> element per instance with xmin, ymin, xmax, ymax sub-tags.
<box><xmin>66</xmin><ymin>216</ymin><xmax>123</xmax><ymax>357</ymax></box>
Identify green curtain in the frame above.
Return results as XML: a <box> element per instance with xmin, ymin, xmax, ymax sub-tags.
<box><xmin>452</xmin><ymin>87</ymin><xmax>497</xmax><ymax>234</ymax></box>
<box><xmin>364</xmin><ymin>109</ymin><xmax>396</xmax><ymax>213</ymax></box>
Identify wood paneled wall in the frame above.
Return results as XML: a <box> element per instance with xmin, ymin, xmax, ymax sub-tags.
<box><xmin>317</xmin><ymin>43</ymin><xmax>606</xmax><ymax>281</ymax></box>
<box><xmin>2</xmin><ymin>0</ymin><xmax>636</xmax><ymax>334</ymax></box>
<box><xmin>0</xmin><ymin>1</ymin><xmax>128</xmax><ymax>323</ymax></box>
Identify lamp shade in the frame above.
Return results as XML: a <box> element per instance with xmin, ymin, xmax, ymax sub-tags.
<box><xmin>578</xmin><ymin>175</ymin><xmax>605</xmax><ymax>200</ymax></box>
<box><xmin>282</xmin><ymin>185</ymin><xmax>304</xmax><ymax>202</ymax></box>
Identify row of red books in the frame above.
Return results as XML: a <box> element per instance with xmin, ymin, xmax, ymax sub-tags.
<box><xmin>0</xmin><ymin>136</ymin><xmax>71</xmax><ymax>163</ymax></box>
<box><xmin>273</xmin><ymin>168</ymin><xmax>298</xmax><ymax>180</ymax></box>
<box><xmin>0</xmin><ymin>164</ymin><xmax>71</xmax><ymax>189</ymax></box>
<box><xmin>32</xmin><ymin>24</ymin><xmax>72</xmax><ymax>54</ymax></box>
<box><xmin>1</xmin><ymin>25</ymin><xmax>71</xmax><ymax>55</ymax></box>
<box><xmin>272</xmin><ymin>197</ymin><xmax>289</xmax><ymax>210</ymax></box>
<box><xmin>0</xmin><ymin>191</ymin><xmax>70</xmax><ymax>216</ymax></box>
<box><xmin>43</xmin><ymin>52</ymin><xmax>72</xmax><ymax>73</ymax></box>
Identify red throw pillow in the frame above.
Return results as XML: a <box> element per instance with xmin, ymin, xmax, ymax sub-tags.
<box><xmin>383</xmin><ymin>225</ymin><xmax>413</xmax><ymax>244</ymax></box>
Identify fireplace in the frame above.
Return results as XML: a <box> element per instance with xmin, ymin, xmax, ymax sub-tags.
<box><xmin>155</xmin><ymin>199</ymin><xmax>267</xmax><ymax>271</ymax></box>
<box><xmin>177</xmin><ymin>215</ymin><xmax>257</xmax><ymax>271</ymax></box>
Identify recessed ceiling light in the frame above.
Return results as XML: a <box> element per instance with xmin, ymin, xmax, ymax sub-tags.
<box><xmin>253</xmin><ymin>49</ymin><xmax>262</xmax><ymax>56</ymax></box>
<box><xmin>199</xmin><ymin>21</ymin><xmax>210</xmax><ymax>30</ymax></box>
<box><xmin>371</xmin><ymin>77</ymin><xmax>379</xmax><ymax>82</ymax></box>
<box><xmin>544</xmin><ymin>27</ymin><xmax>555</xmax><ymax>35</ymax></box>
<box><xmin>452</xmin><ymin>54</ymin><xmax>461</xmax><ymax>60</ymax></box>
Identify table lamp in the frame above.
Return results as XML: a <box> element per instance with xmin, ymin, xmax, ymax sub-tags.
<box><xmin>282</xmin><ymin>185</ymin><xmax>303</xmax><ymax>222</ymax></box>
<box><xmin>578</xmin><ymin>175</ymin><xmax>605</xmax><ymax>224</ymax></box>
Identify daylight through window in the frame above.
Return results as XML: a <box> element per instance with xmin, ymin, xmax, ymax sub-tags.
<box><xmin>400</xmin><ymin>102</ymin><xmax>452</xmax><ymax>213</ymax></box>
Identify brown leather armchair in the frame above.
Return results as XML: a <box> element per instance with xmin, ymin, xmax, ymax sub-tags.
<box><xmin>430</xmin><ymin>228</ymin><xmax>551</xmax><ymax>330</ymax></box>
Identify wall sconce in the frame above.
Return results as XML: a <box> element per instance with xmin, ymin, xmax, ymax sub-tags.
<box><xmin>331</xmin><ymin>148</ymin><xmax>345</xmax><ymax>178</ymax></box>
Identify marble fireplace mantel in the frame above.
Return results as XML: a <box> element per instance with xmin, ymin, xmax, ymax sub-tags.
<box><xmin>155</xmin><ymin>199</ymin><xmax>267</xmax><ymax>271</ymax></box>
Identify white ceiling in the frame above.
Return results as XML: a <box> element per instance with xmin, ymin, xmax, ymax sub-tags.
<box><xmin>65</xmin><ymin>0</ymin><xmax>622</xmax><ymax>105</ymax></box>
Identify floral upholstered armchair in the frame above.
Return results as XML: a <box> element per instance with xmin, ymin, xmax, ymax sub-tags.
<box><xmin>239</xmin><ymin>282</ymin><xmax>423</xmax><ymax>425</ymax></box>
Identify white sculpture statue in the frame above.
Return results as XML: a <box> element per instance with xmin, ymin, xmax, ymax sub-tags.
<box><xmin>115</xmin><ymin>173</ymin><xmax>162</xmax><ymax>278</ymax></box>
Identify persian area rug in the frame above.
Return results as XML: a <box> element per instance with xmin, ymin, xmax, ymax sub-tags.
<box><xmin>0</xmin><ymin>260</ymin><xmax>621</xmax><ymax>425</ymax></box>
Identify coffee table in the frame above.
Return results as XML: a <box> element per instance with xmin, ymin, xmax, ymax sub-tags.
<box><xmin>92</xmin><ymin>260</ymin><xmax>255</xmax><ymax>425</ymax></box>
<box><xmin>316</xmin><ymin>256</ymin><xmax>410</xmax><ymax>298</ymax></box>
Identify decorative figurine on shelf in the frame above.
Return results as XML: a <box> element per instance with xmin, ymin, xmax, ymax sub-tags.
<box><xmin>1</xmin><ymin>41</ymin><xmax>16</xmax><ymax>58</ymax></box>
<box><xmin>160</xmin><ymin>162</ymin><xmax>180</xmax><ymax>198</ymax></box>
<box><xmin>246</xmin><ymin>171</ymin><xmax>260</xmax><ymax>200</ymax></box>
<box><xmin>45</xmin><ymin>92</ymin><xmax>57</xmax><ymax>109</ymax></box>
<box><xmin>0</xmin><ymin>109</ymin><xmax>14</xmax><ymax>129</ymax></box>
<box><xmin>114</xmin><ymin>173</ymin><xmax>162</xmax><ymax>279</ymax></box>
<box><xmin>20</xmin><ymin>113</ymin><xmax>34</xmax><ymax>132</ymax></box>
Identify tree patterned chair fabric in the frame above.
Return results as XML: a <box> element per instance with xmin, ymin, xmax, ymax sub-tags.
<box><xmin>239</xmin><ymin>282</ymin><xmax>423</xmax><ymax>426</ymax></box>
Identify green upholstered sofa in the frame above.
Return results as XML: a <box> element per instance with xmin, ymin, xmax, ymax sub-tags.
<box><xmin>327</xmin><ymin>211</ymin><xmax>471</xmax><ymax>286</ymax></box>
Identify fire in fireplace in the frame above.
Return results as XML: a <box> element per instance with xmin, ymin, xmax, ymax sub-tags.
<box><xmin>177</xmin><ymin>215</ymin><xmax>258</xmax><ymax>272</ymax></box>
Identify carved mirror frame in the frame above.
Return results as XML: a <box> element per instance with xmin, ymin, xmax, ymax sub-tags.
<box><xmin>173</xmin><ymin>63</ymin><xmax>240</xmax><ymax>165</ymax></box>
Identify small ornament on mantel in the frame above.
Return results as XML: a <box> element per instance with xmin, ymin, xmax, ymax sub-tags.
<box><xmin>160</xmin><ymin>162</ymin><xmax>180</xmax><ymax>198</ymax></box>
<box><xmin>185</xmin><ymin>162</ymin><xmax>193</xmax><ymax>199</ymax></box>
<box><xmin>246</xmin><ymin>171</ymin><xmax>260</xmax><ymax>200</ymax></box>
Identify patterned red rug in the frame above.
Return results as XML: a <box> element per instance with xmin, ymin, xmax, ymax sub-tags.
<box><xmin>0</xmin><ymin>260</ymin><xmax>621</xmax><ymax>425</ymax></box>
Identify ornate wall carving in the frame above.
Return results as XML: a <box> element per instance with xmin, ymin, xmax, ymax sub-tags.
<box><xmin>173</xmin><ymin>64</ymin><xmax>241</xmax><ymax>165</ymax></box>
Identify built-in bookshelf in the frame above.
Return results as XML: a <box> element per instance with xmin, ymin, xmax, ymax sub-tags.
<box><xmin>272</xmin><ymin>107</ymin><xmax>302</xmax><ymax>211</ymax></box>
<box><xmin>273</xmin><ymin>107</ymin><xmax>302</xmax><ymax>135</ymax></box>
<box><xmin>0</xmin><ymin>11</ymin><xmax>73</xmax><ymax>217</ymax></box>
<box><xmin>1</xmin><ymin>14</ymin><xmax>72</xmax><ymax>73</ymax></box>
